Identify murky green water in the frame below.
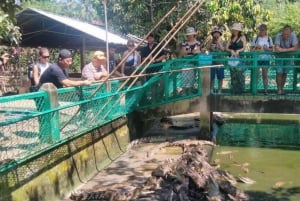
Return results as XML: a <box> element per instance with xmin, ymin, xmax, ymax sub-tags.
<box><xmin>212</xmin><ymin>146</ymin><xmax>300</xmax><ymax>201</ymax></box>
<box><xmin>212</xmin><ymin>121</ymin><xmax>300</xmax><ymax>201</ymax></box>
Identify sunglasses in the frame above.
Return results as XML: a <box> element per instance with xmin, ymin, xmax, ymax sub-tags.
<box><xmin>42</xmin><ymin>56</ymin><xmax>49</xmax><ymax>58</ymax></box>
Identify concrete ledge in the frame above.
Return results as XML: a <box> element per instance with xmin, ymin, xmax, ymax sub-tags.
<box><xmin>211</xmin><ymin>95</ymin><xmax>300</xmax><ymax>114</ymax></box>
<box><xmin>0</xmin><ymin>117</ymin><xmax>129</xmax><ymax>201</ymax></box>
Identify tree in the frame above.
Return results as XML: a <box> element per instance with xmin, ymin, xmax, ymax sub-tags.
<box><xmin>0</xmin><ymin>1</ymin><xmax>23</xmax><ymax>45</ymax></box>
<box><xmin>205</xmin><ymin>0</ymin><xmax>272</xmax><ymax>41</ymax></box>
<box><xmin>23</xmin><ymin>0</ymin><xmax>99</xmax><ymax>23</ymax></box>
<box><xmin>267</xmin><ymin>2</ymin><xmax>300</xmax><ymax>39</ymax></box>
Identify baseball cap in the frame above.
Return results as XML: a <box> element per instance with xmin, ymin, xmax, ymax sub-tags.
<box><xmin>59</xmin><ymin>49</ymin><xmax>72</xmax><ymax>59</ymax></box>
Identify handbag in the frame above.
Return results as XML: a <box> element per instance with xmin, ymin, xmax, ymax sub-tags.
<box><xmin>228</xmin><ymin>56</ymin><xmax>240</xmax><ymax>67</ymax></box>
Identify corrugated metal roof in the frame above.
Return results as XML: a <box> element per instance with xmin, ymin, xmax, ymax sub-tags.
<box><xmin>16</xmin><ymin>8</ymin><xmax>128</xmax><ymax>48</ymax></box>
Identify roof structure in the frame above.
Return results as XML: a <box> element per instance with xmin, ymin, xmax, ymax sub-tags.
<box><xmin>16</xmin><ymin>8</ymin><xmax>128</xmax><ymax>49</ymax></box>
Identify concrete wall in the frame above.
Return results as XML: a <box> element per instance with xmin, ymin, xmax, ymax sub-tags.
<box><xmin>0</xmin><ymin>117</ymin><xmax>130</xmax><ymax>201</ymax></box>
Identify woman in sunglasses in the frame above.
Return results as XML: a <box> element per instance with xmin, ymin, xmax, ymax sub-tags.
<box><xmin>32</xmin><ymin>47</ymin><xmax>51</xmax><ymax>86</ymax></box>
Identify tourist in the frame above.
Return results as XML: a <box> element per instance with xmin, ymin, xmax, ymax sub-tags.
<box><xmin>121</xmin><ymin>39</ymin><xmax>141</xmax><ymax>76</ymax></box>
<box><xmin>206</xmin><ymin>26</ymin><xmax>225</xmax><ymax>94</ymax></box>
<box><xmin>181</xmin><ymin>27</ymin><xmax>201</xmax><ymax>94</ymax></box>
<box><xmin>108</xmin><ymin>45</ymin><xmax>123</xmax><ymax>78</ymax></box>
<box><xmin>30</xmin><ymin>47</ymin><xmax>51</xmax><ymax>92</ymax></box>
<box><xmin>140</xmin><ymin>33</ymin><xmax>166</xmax><ymax>101</ymax></box>
<box><xmin>250</xmin><ymin>24</ymin><xmax>274</xmax><ymax>95</ymax></box>
<box><xmin>141</xmin><ymin>33</ymin><xmax>166</xmax><ymax>74</ymax></box>
<box><xmin>274</xmin><ymin>25</ymin><xmax>299</xmax><ymax>95</ymax></box>
<box><xmin>39</xmin><ymin>49</ymin><xmax>92</xmax><ymax>89</ymax></box>
<box><xmin>0</xmin><ymin>49</ymin><xmax>10</xmax><ymax>71</ymax></box>
<box><xmin>225</xmin><ymin>23</ymin><xmax>247</xmax><ymax>94</ymax></box>
<box><xmin>81</xmin><ymin>50</ymin><xmax>108</xmax><ymax>81</ymax></box>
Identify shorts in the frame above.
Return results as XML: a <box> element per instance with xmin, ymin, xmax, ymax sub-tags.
<box><xmin>211</xmin><ymin>67</ymin><xmax>224</xmax><ymax>80</ymax></box>
<box><xmin>258</xmin><ymin>61</ymin><xmax>270</xmax><ymax>68</ymax></box>
<box><xmin>276</xmin><ymin>67</ymin><xmax>290</xmax><ymax>74</ymax></box>
<box><xmin>276</xmin><ymin>58</ymin><xmax>293</xmax><ymax>74</ymax></box>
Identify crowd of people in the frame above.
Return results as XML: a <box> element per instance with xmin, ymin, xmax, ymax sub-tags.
<box><xmin>25</xmin><ymin>33</ymin><xmax>169</xmax><ymax>93</ymax></box>
<box><xmin>207</xmin><ymin>23</ymin><xmax>299</xmax><ymax>95</ymax></box>
<box><xmin>1</xmin><ymin>22</ymin><xmax>298</xmax><ymax>95</ymax></box>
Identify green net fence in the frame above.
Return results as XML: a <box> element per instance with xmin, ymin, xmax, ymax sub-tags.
<box><xmin>0</xmin><ymin>51</ymin><xmax>300</xmax><ymax>173</ymax></box>
<box><xmin>218</xmin><ymin>121</ymin><xmax>300</xmax><ymax>148</ymax></box>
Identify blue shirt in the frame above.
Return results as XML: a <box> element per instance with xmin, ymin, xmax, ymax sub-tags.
<box><xmin>39</xmin><ymin>63</ymin><xmax>68</xmax><ymax>88</ymax></box>
<box><xmin>275</xmin><ymin>32</ymin><xmax>298</xmax><ymax>48</ymax></box>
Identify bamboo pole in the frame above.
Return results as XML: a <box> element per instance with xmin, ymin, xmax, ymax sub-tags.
<box><xmin>98</xmin><ymin>1</ymin><xmax>204</xmax><ymax>121</ymax></box>
<box><xmin>60</xmin><ymin>6</ymin><xmax>177</xmax><ymax>131</ymax></box>
<box><xmin>88</xmin><ymin>6</ymin><xmax>177</xmax><ymax>98</ymax></box>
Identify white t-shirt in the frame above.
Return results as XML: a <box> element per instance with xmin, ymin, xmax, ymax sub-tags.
<box><xmin>124</xmin><ymin>50</ymin><xmax>139</xmax><ymax>66</ymax></box>
<box><xmin>37</xmin><ymin>62</ymin><xmax>50</xmax><ymax>76</ymax></box>
<box><xmin>251</xmin><ymin>36</ymin><xmax>273</xmax><ymax>60</ymax></box>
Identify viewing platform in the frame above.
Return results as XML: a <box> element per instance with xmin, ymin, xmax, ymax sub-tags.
<box><xmin>0</xmin><ymin>51</ymin><xmax>300</xmax><ymax>201</ymax></box>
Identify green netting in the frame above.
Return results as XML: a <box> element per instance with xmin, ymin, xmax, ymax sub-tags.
<box><xmin>1</xmin><ymin>51</ymin><xmax>300</xmax><ymax>173</ymax></box>
<box><xmin>213</xmin><ymin>51</ymin><xmax>300</xmax><ymax>94</ymax></box>
<box><xmin>218</xmin><ymin>122</ymin><xmax>300</xmax><ymax>148</ymax></box>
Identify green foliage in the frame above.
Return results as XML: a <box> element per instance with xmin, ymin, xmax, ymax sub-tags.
<box><xmin>0</xmin><ymin>1</ymin><xmax>23</xmax><ymax>45</ymax></box>
<box><xmin>23</xmin><ymin>0</ymin><xmax>99</xmax><ymax>23</ymax></box>
<box><xmin>267</xmin><ymin>2</ymin><xmax>300</xmax><ymax>39</ymax></box>
<box><xmin>205</xmin><ymin>0</ymin><xmax>272</xmax><ymax>41</ymax></box>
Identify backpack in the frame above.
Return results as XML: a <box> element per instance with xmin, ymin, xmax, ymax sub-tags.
<box><xmin>254</xmin><ymin>36</ymin><xmax>272</xmax><ymax>47</ymax></box>
<box><xmin>28</xmin><ymin>63</ymin><xmax>35</xmax><ymax>86</ymax></box>
<box><xmin>28</xmin><ymin>62</ymin><xmax>46</xmax><ymax>86</ymax></box>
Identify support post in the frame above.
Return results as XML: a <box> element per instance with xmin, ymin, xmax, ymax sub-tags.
<box><xmin>80</xmin><ymin>35</ymin><xmax>86</xmax><ymax>71</ymax></box>
<box><xmin>251</xmin><ymin>52</ymin><xmax>258</xmax><ymax>95</ymax></box>
<box><xmin>39</xmin><ymin>83</ymin><xmax>60</xmax><ymax>143</ymax></box>
<box><xmin>198</xmin><ymin>54</ymin><xmax>212</xmax><ymax>140</ymax></box>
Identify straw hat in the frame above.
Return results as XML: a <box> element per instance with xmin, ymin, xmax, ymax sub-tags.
<box><xmin>211</xmin><ymin>26</ymin><xmax>223</xmax><ymax>36</ymax></box>
<box><xmin>185</xmin><ymin>27</ymin><xmax>197</xmax><ymax>35</ymax></box>
<box><xmin>231</xmin><ymin>23</ymin><xmax>243</xmax><ymax>32</ymax></box>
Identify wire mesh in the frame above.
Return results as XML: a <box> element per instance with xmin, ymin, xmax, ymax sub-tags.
<box><xmin>1</xmin><ymin>52</ymin><xmax>300</xmax><ymax>173</ymax></box>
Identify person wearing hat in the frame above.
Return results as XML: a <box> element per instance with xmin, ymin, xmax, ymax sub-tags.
<box><xmin>250</xmin><ymin>24</ymin><xmax>274</xmax><ymax>95</ymax></box>
<box><xmin>82</xmin><ymin>50</ymin><xmax>109</xmax><ymax>81</ymax></box>
<box><xmin>181</xmin><ymin>27</ymin><xmax>201</xmax><ymax>56</ymax></box>
<box><xmin>180</xmin><ymin>27</ymin><xmax>201</xmax><ymax>94</ymax></box>
<box><xmin>206</xmin><ymin>26</ymin><xmax>225</xmax><ymax>94</ymax></box>
<box><xmin>39</xmin><ymin>49</ymin><xmax>92</xmax><ymax>89</ymax></box>
<box><xmin>225</xmin><ymin>22</ymin><xmax>247</xmax><ymax>94</ymax></box>
<box><xmin>121</xmin><ymin>39</ymin><xmax>141</xmax><ymax>76</ymax></box>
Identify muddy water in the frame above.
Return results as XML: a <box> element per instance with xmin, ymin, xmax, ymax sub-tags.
<box><xmin>212</xmin><ymin>146</ymin><xmax>300</xmax><ymax>201</ymax></box>
<box><xmin>211</xmin><ymin>117</ymin><xmax>300</xmax><ymax>201</ymax></box>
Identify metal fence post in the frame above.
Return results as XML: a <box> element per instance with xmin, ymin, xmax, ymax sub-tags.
<box><xmin>164</xmin><ymin>61</ymin><xmax>171</xmax><ymax>99</ymax></box>
<box><xmin>251</xmin><ymin>52</ymin><xmax>258</xmax><ymax>95</ymax></box>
